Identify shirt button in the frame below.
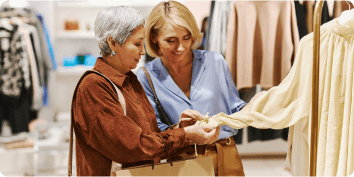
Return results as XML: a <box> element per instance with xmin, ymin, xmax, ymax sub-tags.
<box><xmin>136</xmin><ymin>100</ymin><xmax>140</xmax><ymax>104</ymax></box>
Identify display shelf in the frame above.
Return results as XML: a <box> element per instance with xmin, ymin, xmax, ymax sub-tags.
<box><xmin>56</xmin><ymin>65</ymin><xmax>93</xmax><ymax>76</ymax></box>
<box><xmin>56</xmin><ymin>31</ymin><xmax>95</xmax><ymax>39</ymax></box>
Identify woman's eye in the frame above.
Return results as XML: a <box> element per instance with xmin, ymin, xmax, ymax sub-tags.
<box><xmin>135</xmin><ymin>43</ymin><xmax>141</xmax><ymax>46</ymax></box>
<box><xmin>184</xmin><ymin>37</ymin><xmax>191</xmax><ymax>40</ymax></box>
<box><xmin>167</xmin><ymin>40</ymin><xmax>175</xmax><ymax>43</ymax></box>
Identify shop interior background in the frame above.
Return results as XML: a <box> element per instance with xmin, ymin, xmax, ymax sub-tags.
<box><xmin>1</xmin><ymin>0</ymin><xmax>344</xmax><ymax>176</ymax></box>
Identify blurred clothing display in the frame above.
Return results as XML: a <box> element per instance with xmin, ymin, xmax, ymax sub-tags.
<box><xmin>294</xmin><ymin>0</ymin><xmax>308</xmax><ymax>39</ymax></box>
<box><xmin>198</xmin><ymin>16</ymin><xmax>354</xmax><ymax>176</ymax></box>
<box><xmin>0</xmin><ymin>8</ymin><xmax>55</xmax><ymax>135</ymax></box>
<box><xmin>207</xmin><ymin>1</ymin><xmax>232</xmax><ymax>56</ymax></box>
<box><xmin>225</xmin><ymin>1</ymin><xmax>299</xmax><ymax>92</ymax></box>
<box><xmin>204</xmin><ymin>0</ymin><xmax>215</xmax><ymax>51</ymax></box>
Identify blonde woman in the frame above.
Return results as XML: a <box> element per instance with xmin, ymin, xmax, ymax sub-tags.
<box><xmin>136</xmin><ymin>1</ymin><xmax>246</xmax><ymax>176</ymax></box>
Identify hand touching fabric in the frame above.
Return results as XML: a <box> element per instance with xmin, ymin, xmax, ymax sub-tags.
<box><xmin>184</xmin><ymin>125</ymin><xmax>220</xmax><ymax>145</ymax></box>
<box><xmin>179</xmin><ymin>109</ymin><xmax>205</xmax><ymax>128</ymax></box>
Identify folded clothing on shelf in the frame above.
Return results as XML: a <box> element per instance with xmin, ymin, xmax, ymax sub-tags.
<box><xmin>62</xmin><ymin>55</ymin><xmax>99</xmax><ymax>67</ymax></box>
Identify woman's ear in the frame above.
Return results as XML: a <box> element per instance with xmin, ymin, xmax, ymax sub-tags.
<box><xmin>107</xmin><ymin>36</ymin><xmax>117</xmax><ymax>49</ymax></box>
<box><xmin>151</xmin><ymin>33</ymin><xmax>158</xmax><ymax>43</ymax></box>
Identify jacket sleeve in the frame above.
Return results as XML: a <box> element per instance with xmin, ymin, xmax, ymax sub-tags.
<box><xmin>74</xmin><ymin>75</ymin><xmax>190</xmax><ymax>164</ymax></box>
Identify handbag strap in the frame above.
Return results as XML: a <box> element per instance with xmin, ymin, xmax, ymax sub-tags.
<box><xmin>141</xmin><ymin>66</ymin><xmax>173</xmax><ymax>126</ymax></box>
<box><xmin>68</xmin><ymin>70</ymin><xmax>126</xmax><ymax>176</ymax></box>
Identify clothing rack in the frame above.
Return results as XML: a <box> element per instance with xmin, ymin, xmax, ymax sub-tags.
<box><xmin>306</xmin><ymin>0</ymin><xmax>312</xmax><ymax>33</ymax></box>
<box><xmin>310</xmin><ymin>1</ymin><xmax>324</xmax><ymax>176</ymax></box>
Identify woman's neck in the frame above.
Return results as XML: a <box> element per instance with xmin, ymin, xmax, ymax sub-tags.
<box><xmin>161</xmin><ymin>50</ymin><xmax>193</xmax><ymax>74</ymax></box>
<box><xmin>102</xmin><ymin>55</ymin><xmax>127</xmax><ymax>75</ymax></box>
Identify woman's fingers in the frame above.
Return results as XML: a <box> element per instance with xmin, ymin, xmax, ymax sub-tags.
<box><xmin>180</xmin><ymin>109</ymin><xmax>205</xmax><ymax>121</ymax></box>
<box><xmin>206</xmin><ymin>126</ymin><xmax>220</xmax><ymax>144</ymax></box>
<box><xmin>179</xmin><ymin>118</ymin><xmax>196</xmax><ymax>128</ymax></box>
<box><xmin>180</xmin><ymin>118</ymin><xmax>192</xmax><ymax>122</ymax></box>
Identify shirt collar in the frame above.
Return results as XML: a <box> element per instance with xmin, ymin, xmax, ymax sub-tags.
<box><xmin>93</xmin><ymin>57</ymin><xmax>137</xmax><ymax>87</ymax></box>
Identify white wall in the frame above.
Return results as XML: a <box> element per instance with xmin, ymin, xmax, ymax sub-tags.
<box><xmin>185</xmin><ymin>1</ymin><xmax>211</xmax><ymax>30</ymax></box>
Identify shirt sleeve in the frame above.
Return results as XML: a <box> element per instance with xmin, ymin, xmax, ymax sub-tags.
<box><xmin>214</xmin><ymin>53</ymin><xmax>246</xmax><ymax>139</ymax></box>
<box><xmin>75</xmin><ymin>75</ymin><xmax>189</xmax><ymax>164</ymax></box>
<box><xmin>222</xmin><ymin>57</ymin><xmax>247</xmax><ymax>113</ymax></box>
<box><xmin>136</xmin><ymin>68</ymin><xmax>170</xmax><ymax>131</ymax></box>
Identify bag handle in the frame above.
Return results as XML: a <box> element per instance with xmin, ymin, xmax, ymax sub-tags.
<box><xmin>68</xmin><ymin>70</ymin><xmax>126</xmax><ymax>176</ymax></box>
<box><xmin>141</xmin><ymin>66</ymin><xmax>173</xmax><ymax>126</ymax></box>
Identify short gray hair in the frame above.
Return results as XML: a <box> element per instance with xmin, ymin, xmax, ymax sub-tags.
<box><xmin>94</xmin><ymin>6</ymin><xmax>145</xmax><ymax>55</ymax></box>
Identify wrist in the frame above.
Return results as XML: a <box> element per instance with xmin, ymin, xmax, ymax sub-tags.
<box><xmin>166</xmin><ymin>123</ymin><xmax>179</xmax><ymax>130</ymax></box>
<box><xmin>183</xmin><ymin>126</ymin><xmax>191</xmax><ymax>140</ymax></box>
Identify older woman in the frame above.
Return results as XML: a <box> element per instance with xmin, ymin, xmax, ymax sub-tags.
<box><xmin>71</xmin><ymin>6</ymin><xmax>219</xmax><ymax>176</ymax></box>
<box><xmin>136</xmin><ymin>1</ymin><xmax>247</xmax><ymax>176</ymax></box>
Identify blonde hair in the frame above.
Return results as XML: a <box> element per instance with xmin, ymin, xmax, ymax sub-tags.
<box><xmin>145</xmin><ymin>1</ymin><xmax>203</xmax><ymax>58</ymax></box>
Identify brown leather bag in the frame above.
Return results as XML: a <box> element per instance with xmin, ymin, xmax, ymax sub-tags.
<box><xmin>205</xmin><ymin>137</ymin><xmax>245</xmax><ymax>176</ymax></box>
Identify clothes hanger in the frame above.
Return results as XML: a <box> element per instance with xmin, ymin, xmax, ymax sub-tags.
<box><xmin>345</xmin><ymin>0</ymin><xmax>351</xmax><ymax>10</ymax></box>
<box><xmin>337</xmin><ymin>0</ymin><xmax>354</xmax><ymax>24</ymax></box>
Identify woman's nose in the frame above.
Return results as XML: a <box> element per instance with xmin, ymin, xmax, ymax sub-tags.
<box><xmin>141</xmin><ymin>47</ymin><xmax>146</xmax><ymax>55</ymax></box>
<box><xmin>177</xmin><ymin>42</ymin><xmax>184</xmax><ymax>51</ymax></box>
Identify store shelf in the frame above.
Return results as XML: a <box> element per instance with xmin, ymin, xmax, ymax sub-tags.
<box><xmin>56</xmin><ymin>31</ymin><xmax>95</xmax><ymax>39</ymax></box>
<box><xmin>56</xmin><ymin>65</ymin><xmax>93</xmax><ymax>76</ymax></box>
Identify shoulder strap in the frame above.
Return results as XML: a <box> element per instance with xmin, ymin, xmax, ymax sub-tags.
<box><xmin>141</xmin><ymin>66</ymin><xmax>158</xmax><ymax>100</ymax></box>
<box><xmin>90</xmin><ymin>70</ymin><xmax>126</xmax><ymax>115</ymax></box>
<box><xmin>141</xmin><ymin>66</ymin><xmax>173</xmax><ymax>126</ymax></box>
<box><xmin>68</xmin><ymin>70</ymin><xmax>126</xmax><ymax>176</ymax></box>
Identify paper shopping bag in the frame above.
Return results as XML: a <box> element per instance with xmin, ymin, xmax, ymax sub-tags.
<box><xmin>111</xmin><ymin>156</ymin><xmax>214</xmax><ymax>176</ymax></box>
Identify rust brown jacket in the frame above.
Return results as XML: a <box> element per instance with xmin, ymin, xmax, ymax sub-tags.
<box><xmin>72</xmin><ymin>58</ymin><xmax>190</xmax><ymax>176</ymax></box>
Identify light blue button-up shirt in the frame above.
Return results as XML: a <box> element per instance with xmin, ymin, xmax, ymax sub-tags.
<box><xmin>136</xmin><ymin>50</ymin><xmax>246</xmax><ymax>140</ymax></box>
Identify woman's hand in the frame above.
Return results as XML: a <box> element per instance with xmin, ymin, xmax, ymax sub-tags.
<box><xmin>179</xmin><ymin>109</ymin><xmax>205</xmax><ymax>128</ymax></box>
<box><xmin>184</xmin><ymin>125</ymin><xmax>220</xmax><ymax>145</ymax></box>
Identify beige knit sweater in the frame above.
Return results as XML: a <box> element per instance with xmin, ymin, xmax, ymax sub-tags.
<box><xmin>198</xmin><ymin>17</ymin><xmax>354</xmax><ymax>176</ymax></box>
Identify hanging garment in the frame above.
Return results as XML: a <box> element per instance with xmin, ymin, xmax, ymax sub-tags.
<box><xmin>19</xmin><ymin>26</ymin><xmax>42</xmax><ymax>111</ymax></box>
<box><xmin>0</xmin><ymin>20</ymin><xmax>31</xmax><ymax>99</ymax></box>
<box><xmin>321</xmin><ymin>1</ymin><xmax>334</xmax><ymax>25</ymax></box>
<box><xmin>0</xmin><ymin>86</ymin><xmax>31</xmax><ymax>134</ymax></box>
<box><xmin>334</xmin><ymin>1</ymin><xmax>351</xmax><ymax>19</ymax></box>
<box><xmin>204</xmin><ymin>0</ymin><xmax>215</xmax><ymax>51</ymax></box>
<box><xmin>208</xmin><ymin>1</ymin><xmax>232</xmax><ymax>56</ymax></box>
<box><xmin>34</xmin><ymin>13</ymin><xmax>53</xmax><ymax>106</ymax></box>
<box><xmin>197</xmin><ymin>17</ymin><xmax>354</xmax><ymax>176</ymax></box>
<box><xmin>36</xmin><ymin>14</ymin><xmax>57</xmax><ymax>70</ymax></box>
<box><xmin>225</xmin><ymin>1</ymin><xmax>299</xmax><ymax>91</ymax></box>
<box><xmin>294</xmin><ymin>0</ymin><xmax>308</xmax><ymax>39</ymax></box>
<box><xmin>20</xmin><ymin>20</ymin><xmax>45</xmax><ymax>86</ymax></box>
<box><xmin>239</xmin><ymin>87</ymin><xmax>289</xmax><ymax>143</ymax></box>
